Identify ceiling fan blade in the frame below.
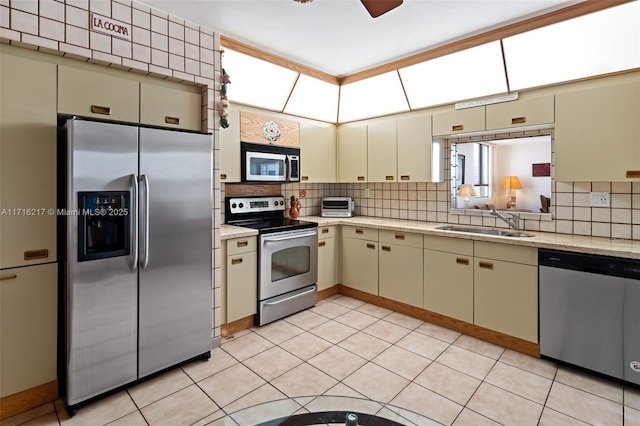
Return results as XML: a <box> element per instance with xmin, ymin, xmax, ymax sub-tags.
<box><xmin>360</xmin><ymin>0</ymin><xmax>403</xmax><ymax>18</ymax></box>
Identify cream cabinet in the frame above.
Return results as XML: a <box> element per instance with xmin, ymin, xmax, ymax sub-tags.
<box><xmin>300</xmin><ymin>123</ymin><xmax>337</xmax><ymax>183</ymax></box>
<box><xmin>1</xmin><ymin>263</ymin><xmax>57</xmax><ymax>398</ymax></box>
<box><xmin>220</xmin><ymin>106</ymin><xmax>242</xmax><ymax>183</ymax></box>
<box><xmin>473</xmin><ymin>241</ymin><xmax>538</xmax><ymax>343</ymax></box>
<box><xmin>367</xmin><ymin>121</ymin><xmax>397</xmax><ymax>182</ymax></box>
<box><xmin>397</xmin><ymin>115</ymin><xmax>432</xmax><ymax>182</ymax></box>
<box><xmin>58</xmin><ymin>65</ymin><xmax>140</xmax><ymax>123</ymax></box>
<box><xmin>485</xmin><ymin>95</ymin><xmax>554</xmax><ymax>130</ymax></box>
<box><xmin>337</xmin><ymin>124</ymin><xmax>368</xmax><ymax>182</ymax></box>
<box><xmin>423</xmin><ymin>235</ymin><xmax>474</xmax><ymax>323</ymax></box>
<box><xmin>223</xmin><ymin>236</ymin><xmax>257</xmax><ymax>323</ymax></box>
<box><xmin>317</xmin><ymin>226</ymin><xmax>338</xmax><ymax>291</ymax></box>
<box><xmin>378</xmin><ymin>230</ymin><xmax>423</xmax><ymax>307</ymax></box>
<box><xmin>140</xmin><ymin>82</ymin><xmax>202</xmax><ymax>131</ymax></box>
<box><xmin>0</xmin><ymin>53</ymin><xmax>57</xmax><ymax>269</ymax></box>
<box><xmin>432</xmin><ymin>107</ymin><xmax>485</xmax><ymax>136</ymax></box>
<box><xmin>555</xmin><ymin>81</ymin><xmax>640</xmax><ymax>181</ymax></box>
<box><xmin>341</xmin><ymin>226</ymin><xmax>378</xmax><ymax>295</ymax></box>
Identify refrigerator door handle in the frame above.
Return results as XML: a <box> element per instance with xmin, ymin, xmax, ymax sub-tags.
<box><xmin>141</xmin><ymin>174</ymin><xmax>150</xmax><ymax>269</ymax></box>
<box><xmin>130</xmin><ymin>174</ymin><xmax>139</xmax><ymax>271</ymax></box>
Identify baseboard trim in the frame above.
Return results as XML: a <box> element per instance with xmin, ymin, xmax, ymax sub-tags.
<box><xmin>220</xmin><ymin>315</ymin><xmax>255</xmax><ymax>338</ymax></box>
<box><xmin>337</xmin><ymin>284</ymin><xmax>540</xmax><ymax>358</ymax></box>
<box><xmin>0</xmin><ymin>380</ymin><xmax>58</xmax><ymax>421</ymax></box>
<box><xmin>318</xmin><ymin>285</ymin><xmax>339</xmax><ymax>300</ymax></box>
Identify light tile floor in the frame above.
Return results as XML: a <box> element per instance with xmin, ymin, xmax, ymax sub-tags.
<box><xmin>4</xmin><ymin>294</ymin><xmax>640</xmax><ymax>426</ymax></box>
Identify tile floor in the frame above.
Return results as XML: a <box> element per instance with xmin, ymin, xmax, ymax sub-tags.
<box><xmin>4</xmin><ymin>294</ymin><xmax>640</xmax><ymax>426</ymax></box>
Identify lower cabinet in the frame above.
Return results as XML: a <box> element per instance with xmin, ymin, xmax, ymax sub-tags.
<box><xmin>423</xmin><ymin>235</ymin><xmax>474</xmax><ymax>323</ymax></box>
<box><xmin>473</xmin><ymin>241</ymin><xmax>538</xmax><ymax>342</ymax></box>
<box><xmin>0</xmin><ymin>263</ymin><xmax>57</xmax><ymax>398</ymax></box>
<box><xmin>379</xmin><ymin>230</ymin><xmax>423</xmax><ymax>307</ymax></box>
<box><xmin>317</xmin><ymin>226</ymin><xmax>337</xmax><ymax>291</ymax></box>
<box><xmin>341</xmin><ymin>226</ymin><xmax>378</xmax><ymax>295</ymax></box>
<box><xmin>223</xmin><ymin>236</ymin><xmax>257</xmax><ymax>323</ymax></box>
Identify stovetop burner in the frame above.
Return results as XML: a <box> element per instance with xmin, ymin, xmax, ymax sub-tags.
<box><xmin>225</xmin><ymin>195</ymin><xmax>317</xmax><ymax>234</ymax></box>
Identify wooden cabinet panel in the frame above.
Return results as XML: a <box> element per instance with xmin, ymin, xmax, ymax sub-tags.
<box><xmin>1</xmin><ymin>264</ymin><xmax>57</xmax><ymax>397</ymax></box>
<box><xmin>397</xmin><ymin>115</ymin><xmax>432</xmax><ymax>182</ymax></box>
<box><xmin>140</xmin><ymin>82</ymin><xmax>202</xmax><ymax>131</ymax></box>
<box><xmin>379</xmin><ymin>242</ymin><xmax>423</xmax><ymax>307</ymax></box>
<box><xmin>474</xmin><ymin>241</ymin><xmax>537</xmax><ymax>265</ymax></box>
<box><xmin>300</xmin><ymin>122</ymin><xmax>336</xmax><ymax>183</ymax></box>
<box><xmin>380</xmin><ymin>229</ymin><xmax>422</xmax><ymax>248</ymax></box>
<box><xmin>318</xmin><ymin>225</ymin><xmax>336</xmax><ymax>239</ymax></box>
<box><xmin>555</xmin><ymin>81</ymin><xmax>640</xmax><ymax>181</ymax></box>
<box><xmin>0</xmin><ymin>53</ymin><xmax>57</xmax><ymax>268</ymax></box>
<box><xmin>337</xmin><ymin>124</ymin><xmax>368</xmax><ymax>182</ymax></box>
<box><xmin>342</xmin><ymin>225</ymin><xmax>378</xmax><ymax>241</ymax></box>
<box><xmin>317</xmin><ymin>236</ymin><xmax>336</xmax><ymax>291</ymax></box>
<box><xmin>58</xmin><ymin>65</ymin><xmax>139</xmax><ymax>122</ymax></box>
<box><xmin>240</xmin><ymin>111</ymin><xmax>299</xmax><ymax>147</ymax></box>
<box><xmin>424</xmin><ymin>235</ymin><xmax>473</xmax><ymax>256</ymax></box>
<box><xmin>341</xmin><ymin>236</ymin><xmax>378</xmax><ymax>295</ymax></box>
<box><xmin>424</xmin><ymin>249</ymin><xmax>473</xmax><ymax>323</ymax></box>
<box><xmin>486</xmin><ymin>96</ymin><xmax>554</xmax><ymax>130</ymax></box>
<box><xmin>226</xmin><ymin>239</ymin><xmax>257</xmax><ymax>323</ymax></box>
<box><xmin>220</xmin><ymin>107</ymin><xmax>241</xmax><ymax>183</ymax></box>
<box><xmin>432</xmin><ymin>107</ymin><xmax>485</xmax><ymax>136</ymax></box>
<box><xmin>367</xmin><ymin>121</ymin><xmax>397</xmax><ymax>182</ymax></box>
<box><xmin>227</xmin><ymin>236</ymin><xmax>257</xmax><ymax>255</ymax></box>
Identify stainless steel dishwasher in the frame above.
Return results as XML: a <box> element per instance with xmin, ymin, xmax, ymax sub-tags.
<box><xmin>539</xmin><ymin>249</ymin><xmax>640</xmax><ymax>385</ymax></box>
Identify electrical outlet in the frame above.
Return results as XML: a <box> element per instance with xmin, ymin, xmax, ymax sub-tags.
<box><xmin>364</xmin><ymin>188</ymin><xmax>371</xmax><ymax>198</ymax></box>
<box><xmin>590</xmin><ymin>192</ymin><xmax>610</xmax><ymax>207</ymax></box>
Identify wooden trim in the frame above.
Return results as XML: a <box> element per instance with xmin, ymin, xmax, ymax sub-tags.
<box><xmin>0</xmin><ymin>380</ymin><xmax>58</xmax><ymax>420</ymax></box>
<box><xmin>337</xmin><ymin>285</ymin><xmax>540</xmax><ymax>358</ymax></box>
<box><xmin>220</xmin><ymin>315</ymin><xmax>255</xmax><ymax>338</ymax></box>
<box><xmin>220</xmin><ymin>36</ymin><xmax>339</xmax><ymax>85</ymax></box>
<box><xmin>224</xmin><ymin>184</ymin><xmax>283</xmax><ymax>197</ymax></box>
<box><xmin>318</xmin><ymin>285</ymin><xmax>339</xmax><ymax>301</ymax></box>
<box><xmin>240</xmin><ymin>111</ymin><xmax>300</xmax><ymax>147</ymax></box>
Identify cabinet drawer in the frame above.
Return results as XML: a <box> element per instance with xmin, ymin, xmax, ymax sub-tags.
<box><xmin>379</xmin><ymin>230</ymin><xmax>422</xmax><ymax>248</ymax></box>
<box><xmin>432</xmin><ymin>107</ymin><xmax>485</xmax><ymax>136</ymax></box>
<box><xmin>58</xmin><ymin>65</ymin><xmax>139</xmax><ymax>123</ymax></box>
<box><xmin>424</xmin><ymin>234</ymin><xmax>473</xmax><ymax>256</ymax></box>
<box><xmin>486</xmin><ymin>96</ymin><xmax>554</xmax><ymax>130</ymax></box>
<box><xmin>227</xmin><ymin>236</ymin><xmax>257</xmax><ymax>255</ymax></box>
<box><xmin>343</xmin><ymin>225</ymin><xmax>378</xmax><ymax>241</ymax></box>
<box><xmin>318</xmin><ymin>225</ymin><xmax>336</xmax><ymax>239</ymax></box>
<box><xmin>474</xmin><ymin>241</ymin><xmax>537</xmax><ymax>266</ymax></box>
<box><xmin>140</xmin><ymin>83</ymin><xmax>202</xmax><ymax>131</ymax></box>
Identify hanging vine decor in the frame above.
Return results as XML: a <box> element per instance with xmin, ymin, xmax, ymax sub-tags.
<box><xmin>219</xmin><ymin>49</ymin><xmax>231</xmax><ymax>129</ymax></box>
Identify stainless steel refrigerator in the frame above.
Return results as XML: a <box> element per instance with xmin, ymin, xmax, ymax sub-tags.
<box><xmin>60</xmin><ymin>117</ymin><xmax>212</xmax><ymax>412</ymax></box>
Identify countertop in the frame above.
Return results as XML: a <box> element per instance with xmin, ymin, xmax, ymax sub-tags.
<box><xmin>222</xmin><ymin>216</ymin><xmax>640</xmax><ymax>260</ymax></box>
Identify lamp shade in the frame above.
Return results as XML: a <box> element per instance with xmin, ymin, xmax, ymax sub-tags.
<box><xmin>500</xmin><ymin>176</ymin><xmax>522</xmax><ymax>190</ymax></box>
<box><xmin>457</xmin><ymin>184</ymin><xmax>476</xmax><ymax>197</ymax></box>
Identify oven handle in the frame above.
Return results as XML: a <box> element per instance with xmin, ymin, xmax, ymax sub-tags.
<box><xmin>262</xmin><ymin>231</ymin><xmax>317</xmax><ymax>243</ymax></box>
<box><xmin>263</xmin><ymin>286</ymin><xmax>316</xmax><ymax>307</ymax></box>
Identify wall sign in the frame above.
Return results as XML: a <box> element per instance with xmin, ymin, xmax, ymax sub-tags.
<box><xmin>90</xmin><ymin>13</ymin><xmax>131</xmax><ymax>41</ymax></box>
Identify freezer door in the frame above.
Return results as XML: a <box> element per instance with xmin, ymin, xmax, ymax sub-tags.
<box><xmin>65</xmin><ymin>119</ymin><xmax>139</xmax><ymax>406</ymax></box>
<box><xmin>138</xmin><ymin>127</ymin><xmax>212</xmax><ymax>377</ymax></box>
<box><xmin>624</xmin><ymin>279</ymin><xmax>640</xmax><ymax>385</ymax></box>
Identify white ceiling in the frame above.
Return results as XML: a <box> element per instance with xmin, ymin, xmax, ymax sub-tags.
<box><xmin>140</xmin><ymin>0</ymin><xmax>581</xmax><ymax>77</ymax></box>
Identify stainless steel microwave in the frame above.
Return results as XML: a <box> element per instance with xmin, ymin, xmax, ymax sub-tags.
<box><xmin>241</xmin><ymin>142</ymin><xmax>300</xmax><ymax>183</ymax></box>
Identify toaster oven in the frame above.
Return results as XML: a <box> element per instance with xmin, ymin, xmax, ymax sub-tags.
<box><xmin>321</xmin><ymin>197</ymin><xmax>354</xmax><ymax>217</ymax></box>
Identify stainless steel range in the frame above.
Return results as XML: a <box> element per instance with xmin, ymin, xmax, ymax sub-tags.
<box><xmin>225</xmin><ymin>196</ymin><xmax>318</xmax><ymax>326</ymax></box>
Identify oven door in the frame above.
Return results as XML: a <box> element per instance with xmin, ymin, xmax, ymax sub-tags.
<box><xmin>259</xmin><ymin>228</ymin><xmax>318</xmax><ymax>300</ymax></box>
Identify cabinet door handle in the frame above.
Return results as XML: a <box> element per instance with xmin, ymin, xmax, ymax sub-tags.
<box><xmin>385</xmin><ymin>175</ymin><xmax>394</xmax><ymax>181</ymax></box>
<box><xmin>452</xmin><ymin>124</ymin><xmax>463</xmax><ymax>131</ymax></box>
<box><xmin>221</xmin><ymin>173</ymin><xmax>227</xmax><ymax>180</ymax></box>
<box><xmin>511</xmin><ymin>116</ymin><xmax>526</xmax><ymax>124</ymax></box>
<box><xmin>355</xmin><ymin>228</ymin><xmax>364</xmax><ymax>235</ymax></box>
<box><xmin>0</xmin><ymin>275</ymin><xmax>17</xmax><ymax>281</ymax></box>
<box><xmin>395</xmin><ymin>234</ymin><xmax>405</xmax><ymax>240</ymax></box>
<box><xmin>366</xmin><ymin>243</ymin><xmax>376</xmax><ymax>249</ymax></box>
<box><xmin>318</xmin><ymin>241</ymin><xmax>326</xmax><ymax>247</ymax></box>
<box><xmin>357</xmin><ymin>176</ymin><xmax>365</xmax><ymax>181</ymax></box>
<box><xmin>301</xmin><ymin>176</ymin><xmax>309</xmax><ymax>181</ymax></box>
<box><xmin>236</xmin><ymin>240</ymin><xmax>248</xmax><ymax>247</ymax></box>
<box><xmin>24</xmin><ymin>249</ymin><xmax>49</xmax><ymax>261</ymax></box>
<box><xmin>456</xmin><ymin>257</ymin><xmax>469</xmax><ymax>265</ymax></box>
<box><xmin>626</xmin><ymin>170</ymin><xmax>640</xmax><ymax>178</ymax></box>
<box><xmin>479</xmin><ymin>261</ymin><xmax>494</xmax><ymax>270</ymax></box>
<box><xmin>400</xmin><ymin>175</ymin><xmax>410</xmax><ymax>181</ymax></box>
<box><xmin>231</xmin><ymin>257</ymin><xmax>243</xmax><ymax>265</ymax></box>
<box><xmin>165</xmin><ymin>116</ymin><xmax>180</xmax><ymax>125</ymax></box>
<box><xmin>321</xmin><ymin>228</ymin><xmax>329</xmax><ymax>234</ymax></box>
<box><xmin>91</xmin><ymin>105</ymin><xmax>111</xmax><ymax>115</ymax></box>
<box><xmin>381</xmin><ymin>245</ymin><xmax>391</xmax><ymax>252</ymax></box>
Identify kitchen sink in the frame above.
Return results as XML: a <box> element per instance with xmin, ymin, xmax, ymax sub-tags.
<box><xmin>435</xmin><ymin>225</ymin><xmax>533</xmax><ymax>238</ymax></box>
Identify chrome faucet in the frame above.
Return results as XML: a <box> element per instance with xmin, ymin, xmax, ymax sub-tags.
<box><xmin>490</xmin><ymin>209</ymin><xmax>520</xmax><ymax>230</ymax></box>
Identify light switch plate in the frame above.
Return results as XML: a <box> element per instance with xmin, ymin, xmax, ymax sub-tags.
<box><xmin>590</xmin><ymin>192</ymin><xmax>610</xmax><ymax>207</ymax></box>
<box><xmin>364</xmin><ymin>188</ymin><xmax>371</xmax><ymax>198</ymax></box>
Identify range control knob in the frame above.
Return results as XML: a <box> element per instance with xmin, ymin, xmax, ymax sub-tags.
<box><xmin>239</xmin><ymin>203</ymin><xmax>244</xmax><ymax>208</ymax></box>
<box><xmin>231</xmin><ymin>203</ymin><xmax>237</xmax><ymax>209</ymax></box>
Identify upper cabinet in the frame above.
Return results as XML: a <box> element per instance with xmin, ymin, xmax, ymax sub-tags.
<box><xmin>432</xmin><ymin>107</ymin><xmax>484</xmax><ymax>136</ymax></box>
<box><xmin>367</xmin><ymin>121</ymin><xmax>397</xmax><ymax>182</ymax></box>
<box><xmin>397</xmin><ymin>115</ymin><xmax>432</xmax><ymax>182</ymax></box>
<box><xmin>300</xmin><ymin>123</ymin><xmax>336</xmax><ymax>183</ymax></box>
<box><xmin>58</xmin><ymin>65</ymin><xmax>140</xmax><ymax>123</ymax></box>
<box><xmin>555</xmin><ymin>80</ymin><xmax>640</xmax><ymax>182</ymax></box>
<box><xmin>220</xmin><ymin>107</ymin><xmax>242</xmax><ymax>183</ymax></box>
<box><xmin>485</xmin><ymin>95</ymin><xmax>554</xmax><ymax>130</ymax></box>
<box><xmin>337</xmin><ymin>124</ymin><xmax>368</xmax><ymax>182</ymax></box>
<box><xmin>240</xmin><ymin>111</ymin><xmax>300</xmax><ymax>147</ymax></box>
<box><xmin>140</xmin><ymin>83</ymin><xmax>202</xmax><ymax>132</ymax></box>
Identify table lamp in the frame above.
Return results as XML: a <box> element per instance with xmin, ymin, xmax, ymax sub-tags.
<box><xmin>500</xmin><ymin>176</ymin><xmax>522</xmax><ymax>210</ymax></box>
<box><xmin>457</xmin><ymin>184</ymin><xmax>476</xmax><ymax>208</ymax></box>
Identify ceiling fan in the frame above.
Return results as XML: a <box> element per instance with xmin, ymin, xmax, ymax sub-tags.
<box><xmin>294</xmin><ymin>0</ymin><xmax>404</xmax><ymax>18</ymax></box>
